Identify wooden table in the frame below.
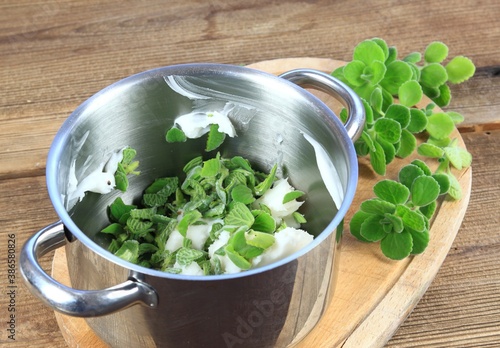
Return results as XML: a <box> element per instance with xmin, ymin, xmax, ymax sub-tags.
<box><xmin>1</xmin><ymin>1</ymin><xmax>499</xmax><ymax>347</ymax></box>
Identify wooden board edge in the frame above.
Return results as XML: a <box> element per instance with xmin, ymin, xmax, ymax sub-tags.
<box><xmin>342</xmin><ymin>165</ymin><xmax>472</xmax><ymax>348</ymax></box>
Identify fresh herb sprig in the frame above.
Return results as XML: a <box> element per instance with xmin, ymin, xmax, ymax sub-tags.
<box><xmin>334</xmin><ymin>38</ymin><xmax>475</xmax><ymax>259</ymax></box>
<box><xmin>101</xmin><ymin>153</ymin><xmax>307</xmax><ymax>274</ymax></box>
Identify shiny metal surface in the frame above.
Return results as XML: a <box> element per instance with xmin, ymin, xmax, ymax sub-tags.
<box><xmin>278</xmin><ymin>69</ymin><xmax>365</xmax><ymax>142</ymax></box>
<box><xmin>21</xmin><ymin>64</ymin><xmax>364</xmax><ymax>347</ymax></box>
<box><xmin>19</xmin><ymin>221</ymin><xmax>158</xmax><ymax>317</ymax></box>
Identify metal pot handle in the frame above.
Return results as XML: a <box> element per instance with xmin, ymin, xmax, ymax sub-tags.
<box><xmin>19</xmin><ymin>221</ymin><xmax>158</xmax><ymax>317</ymax></box>
<box><xmin>279</xmin><ymin>69</ymin><xmax>365</xmax><ymax>142</ymax></box>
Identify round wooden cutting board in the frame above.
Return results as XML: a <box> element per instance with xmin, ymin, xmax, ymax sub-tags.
<box><xmin>51</xmin><ymin>58</ymin><xmax>472</xmax><ymax>348</ymax></box>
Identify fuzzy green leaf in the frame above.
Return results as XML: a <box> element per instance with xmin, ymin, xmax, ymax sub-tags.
<box><xmin>411</xmin><ymin>176</ymin><xmax>440</xmax><ymax>207</ymax></box>
<box><xmin>353</xmin><ymin>39</ymin><xmax>387</xmax><ymax>66</ymax></box>
<box><xmin>378</xmin><ymin>138</ymin><xmax>396</xmax><ymax>164</ymax></box>
<box><xmin>426</xmin><ymin>112</ymin><xmax>455</xmax><ymax>140</ymax></box>
<box><xmin>447</xmin><ymin>111</ymin><xmax>465</xmax><ymax>125</ymax></box>
<box><xmin>373</xmin><ymin>180</ymin><xmax>410</xmax><ymax>205</ymax></box>
<box><xmin>403</xmin><ymin>52</ymin><xmax>422</xmax><ymax>64</ymax></box>
<box><xmin>380</xmin><ymin>61</ymin><xmax>413</xmax><ymax>95</ymax></box>
<box><xmin>424</xmin><ymin>42</ymin><xmax>449</xmax><ymax>63</ymax></box>
<box><xmin>114</xmin><ymin>240</ymin><xmax>140</xmax><ymax>264</ymax></box>
<box><xmin>360</xmin><ymin>198</ymin><xmax>396</xmax><ymax>215</ymax></box>
<box><xmin>407</xmin><ymin>108</ymin><xmax>428</xmax><ymax>133</ymax></box>
<box><xmin>231</xmin><ymin>184</ymin><xmax>255</xmax><ymax>204</ymax></box>
<box><xmin>206</xmin><ymin>124</ymin><xmax>226</xmax><ymax>152</ymax></box>
<box><xmin>398</xmin><ymin>164</ymin><xmax>425</xmax><ymax>190</ymax></box>
<box><xmin>343</xmin><ymin>60</ymin><xmax>367</xmax><ymax>86</ymax></box>
<box><xmin>360</xmin><ymin>215</ymin><xmax>387</xmax><ymax>241</ymax></box>
<box><xmin>418</xmin><ymin>143</ymin><xmax>445</xmax><ymax>158</ymax></box>
<box><xmin>446</xmin><ymin>56</ymin><xmax>476</xmax><ymax>84</ymax></box>
<box><xmin>370</xmin><ymin>140</ymin><xmax>387</xmax><ymax>175</ymax></box>
<box><xmin>432</xmin><ymin>83</ymin><xmax>451</xmax><ymax>108</ymax></box>
<box><xmin>398</xmin><ymin>80</ymin><xmax>423</xmax><ymax>107</ymax></box>
<box><xmin>411</xmin><ymin>159</ymin><xmax>432</xmax><ymax>176</ymax></box>
<box><xmin>166</xmin><ymin>127</ymin><xmax>187</xmax><ymax>143</ymax></box>
<box><xmin>374</xmin><ymin>118</ymin><xmax>402</xmax><ymax>144</ymax></box>
<box><xmin>224</xmin><ymin>202</ymin><xmax>254</xmax><ymax>228</ymax></box>
<box><xmin>246</xmin><ymin>230</ymin><xmax>275</xmax><ymax>249</ymax></box>
<box><xmin>444</xmin><ymin>146</ymin><xmax>472</xmax><ymax>170</ymax></box>
<box><xmin>409</xmin><ymin>229</ymin><xmax>430</xmax><ymax>254</ymax></box>
<box><xmin>396</xmin><ymin>129</ymin><xmax>417</xmax><ymax>158</ymax></box>
<box><xmin>432</xmin><ymin>173</ymin><xmax>451</xmax><ymax>195</ymax></box>
<box><xmin>385</xmin><ymin>104</ymin><xmax>411</xmax><ymax>129</ymax></box>
<box><xmin>419</xmin><ymin>200</ymin><xmax>437</xmax><ymax>220</ymax></box>
<box><xmin>251</xmin><ymin>210</ymin><xmax>276</xmax><ymax>233</ymax></box>
<box><xmin>420</xmin><ymin>63</ymin><xmax>448</xmax><ymax>89</ymax></box>
<box><xmin>380</xmin><ymin>231</ymin><xmax>413</xmax><ymax>260</ymax></box>
<box><xmin>350</xmin><ymin>210</ymin><xmax>372</xmax><ymax>242</ymax></box>
<box><xmin>177</xmin><ymin>210</ymin><xmax>202</xmax><ymax>237</ymax></box>
<box><xmin>395</xmin><ymin>205</ymin><xmax>426</xmax><ymax>232</ymax></box>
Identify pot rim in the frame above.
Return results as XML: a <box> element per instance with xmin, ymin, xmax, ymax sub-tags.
<box><xmin>46</xmin><ymin>63</ymin><xmax>359</xmax><ymax>281</ymax></box>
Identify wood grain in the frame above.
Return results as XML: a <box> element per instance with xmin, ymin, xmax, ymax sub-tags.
<box><xmin>1</xmin><ymin>0</ymin><xmax>499</xmax><ymax>180</ymax></box>
<box><xmin>1</xmin><ymin>1</ymin><xmax>499</xmax><ymax>347</ymax></box>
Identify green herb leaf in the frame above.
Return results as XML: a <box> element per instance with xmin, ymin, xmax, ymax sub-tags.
<box><xmin>380</xmin><ymin>231</ymin><xmax>413</xmax><ymax>260</ymax></box>
<box><xmin>166</xmin><ymin>127</ymin><xmax>187</xmax><ymax>143</ymax></box>
<box><xmin>370</xmin><ymin>141</ymin><xmax>387</xmax><ymax>175</ymax></box>
<box><xmin>385</xmin><ymin>104</ymin><xmax>411</xmax><ymax>128</ymax></box>
<box><xmin>370</xmin><ymin>142</ymin><xmax>387</xmax><ymax>175</ymax></box>
<box><xmin>433</xmin><ymin>83</ymin><xmax>451</xmax><ymax>108</ymax></box>
<box><xmin>411</xmin><ymin>176</ymin><xmax>440</xmax><ymax>207</ymax></box>
<box><xmin>109</xmin><ymin>197</ymin><xmax>136</xmax><ymax>223</ymax></box>
<box><xmin>231</xmin><ymin>184</ymin><xmax>256</xmax><ymax>204</ymax></box>
<box><xmin>426</xmin><ymin>112</ymin><xmax>455</xmax><ymax>140</ymax></box>
<box><xmin>398</xmin><ymin>164</ymin><xmax>425</xmax><ymax>189</ymax></box>
<box><xmin>419</xmin><ymin>200</ymin><xmax>437</xmax><ymax>220</ymax></box>
<box><xmin>344</xmin><ymin>60</ymin><xmax>367</xmax><ymax>86</ymax></box>
<box><xmin>353</xmin><ymin>39</ymin><xmax>386</xmax><ymax>66</ymax></box>
<box><xmin>224</xmin><ymin>202</ymin><xmax>254</xmax><ymax>228</ymax></box>
<box><xmin>403</xmin><ymin>52</ymin><xmax>422</xmax><ymax>64</ymax></box>
<box><xmin>350</xmin><ymin>210</ymin><xmax>372</xmax><ymax>242</ymax></box>
<box><xmin>409</xmin><ymin>229</ymin><xmax>430</xmax><ymax>254</ymax></box>
<box><xmin>360</xmin><ymin>198</ymin><xmax>396</xmax><ymax>215</ymax></box>
<box><xmin>283</xmin><ymin>190</ymin><xmax>304</xmax><ymax>204</ymax></box>
<box><xmin>206</xmin><ymin>124</ymin><xmax>226</xmax><ymax>152</ymax></box>
<box><xmin>446</xmin><ymin>56</ymin><xmax>475</xmax><ymax>84</ymax></box>
<box><xmin>101</xmin><ymin>223</ymin><xmax>125</xmax><ymax>235</ymax></box>
<box><xmin>374</xmin><ymin>118</ymin><xmax>402</xmax><ymax>144</ymax></box>
<box><xmin>446</xmin><ymin>171</ymin><xmax>462</xmax><ymax>200</ymax></box>
<box><xmin>418</xmin><ymin>143</ymin><xmax>445</xmax><ymax>158</ymax></box>
<box><xmin>398</xmin><ymin>80</ymin><xmax>423</xmax><ymax>107</ymax></box>
<box><xmin>424</xmin><ymin>42</ymin><xmax>449</xmax><ymax>63</ymax></box>
<box><xmin>432</xmin><ymin>173</ymin><xmax>451</xmax><ymax>195</ymax></box>
<box><xmin>254</xmin><ymin>164</ymin><xmax>277</xmax><ymax>196</ymax></box>
<box><xmin>373</xmin><ymin>180</ymin><xmax>410</xmax><ymax>205</ymax></box>
<box><xmin>360</xmin><ymin>215</ymin><xmax>387</xmax><ymax>241</ymax></box>
<box><xmin>420</xmin><ymin>63</ymin><xmax>448</xmax><ymax>89</ymax></box>
<box><xmin>395</xmin><ymin>130</ymin><xmax>415</xmax><ymax>159</ymax></box>
<box><xmin>380</xmin><ymin>60</ymin><xmax>413</xmax><ymax>95</ymax></box>
<box><xmin>395</xmin><ymin>205</ymin><xmax>426</xmax><ymax>232</ymax></box>
<box><xmin>246</xmin><ymin>230</ymin><xmax>275</xmax><ymax>249</ymax></box>
<box><xmin>407</xmin><ymin>108</ymin><xmax>428</xmax><ymax>133</ymax></box>
<box><xmin>176</xmin><ymin>247</ymin><xmax>205</xmax><ymax>266</ymax></box>
<box><xmin>201</xmin><ymin>157</ymin><xmax>220</xmax><ymax>178</ymax></box>
<box><xmin>224</xmin><ymin>244</ymin><xmax>252</xmax><ymax>270</ymax></box>
<box><xmin>444</xmin><ymin>146</ymin><xmax>472</xmax><ymax>170</ymax></box>
<box><xmin>115</xmin><ymin>240</ymin><xmax>140</xmax><ymax>263</ymax></box>
<box><xmin>251</xmin><ymin>210</ymin><xmax>276</xmax><ymax>233</ymax></box>
<box><xmin>177</xmin><ymin>210</ymin><xmax>202</xmax><ymax>237</ymax></box>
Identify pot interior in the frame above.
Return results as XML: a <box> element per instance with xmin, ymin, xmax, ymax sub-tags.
<box><xmin>49</xmin><ymin>64</ymin><xmax>355</xmax><ymax>261</ymax></box>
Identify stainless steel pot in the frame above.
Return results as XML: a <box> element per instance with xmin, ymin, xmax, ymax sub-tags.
<box><xmin>20</xmin><ymin>64</ymin><xmax>364</xmax><ymax>348</ymax></box>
